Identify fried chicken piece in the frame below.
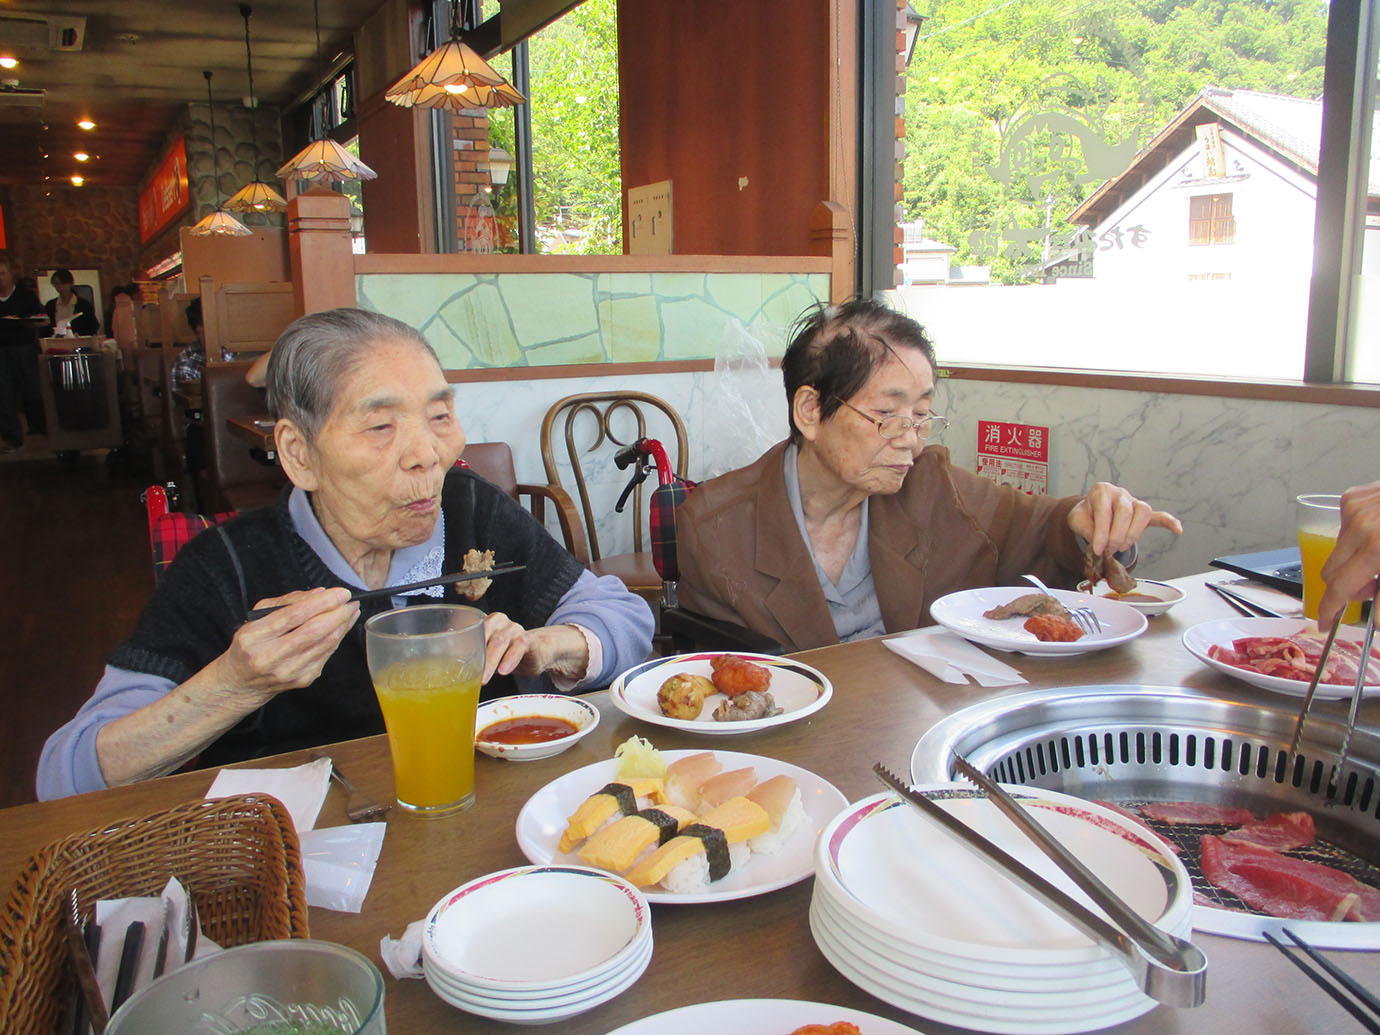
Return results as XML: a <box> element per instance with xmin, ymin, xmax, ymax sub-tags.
<box><xmin>709</xmin><ymin>654</ymin><xmax>772</xmax><ymax>698</ymax></box>
<box><xmin>983</xmin><ymin>592</ymin><xmax>1069</xmax><ymax>620</ymax></box>
<box><xmin>789</xmin><ymin>1024</ymin><xmax>863</xmax><ymax>1035</ymax></box>
<box><xmin>712</xmin><ymin>689</ymin><xmax>782</xmax><ymax>722</ymax></box>
<box><xmin>1024</xmin><ymin>613</ymin><xmax>1085</xmax><ymax>642</ymax></box>
<box><xmin>458</xmin><ymin>548</ymin><xmax>495</xmax><ymax>600</ymax></box>
<box><xmin>657</xmin><ymin>673</ymin><xmax>714</xmax><ymax>720</ymax></box>
<box><xmin>1084</xmin><ymin>544</ymin><xmax>1137</xmax><ymax>594</ymax></box>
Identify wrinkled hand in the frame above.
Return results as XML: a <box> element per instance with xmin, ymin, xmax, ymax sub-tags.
<box><xmin>1319</xmin><ymin>480</ymin><xmax>1380</xmax><ymax>627</ymax></box>
<box><xmin>1068</xmin><ymin>482</ymin><xmax>1183</xmax><ymax>557</ymax></box>
<box><xmin>482</xmin><ymin>612</ymin><xmax>589</xmax><ymax>684</ymax></box>
<box><xmin>217</xmin><ymin>587</ymin><xmax>359</xmax><ymax>703</ymax></box>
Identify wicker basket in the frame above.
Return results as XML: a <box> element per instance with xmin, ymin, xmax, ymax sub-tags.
<box><xmin>0</xmin><ymin>793</ymin><xmax>310</xmax><ymax>1033</ymax></box>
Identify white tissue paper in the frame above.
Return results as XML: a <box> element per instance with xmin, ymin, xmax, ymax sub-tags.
<box><xmin>301</xmin><ymin>822</ymin><xmax>387</xmax><ymax>913</ymax></box>
<box><xmin>884</xmin><ymin>627</ymin><xmax>1027</xmax><ymax>687</ymax></box>
<box><xmin>379</xmin><ymin>918</ymin><xmax>426</xmax><ymax>980</ymax></box>
<box><xmin>204</xmin><ymin>756</ymin><xmax>332</xmax><ymax>833</ymax></box>
<box><xmin>92</xmin><ymin>877</ymin><xmax>220</xmax><ymax>1011</ymax></box>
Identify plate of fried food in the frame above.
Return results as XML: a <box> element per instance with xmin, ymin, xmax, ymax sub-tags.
<box><xmin>929</xmin><ymin>587</ymin><xmax>1147</xmax><ymax>656</ymax></box>
<box><xmin>608</xmin><ymin>652</ymin><xmax>832</xmax><ymax>734</ymax></box>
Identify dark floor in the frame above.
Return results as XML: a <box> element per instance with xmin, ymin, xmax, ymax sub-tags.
<box><xmin>0</xmin><ymin>444</ymin><xmax>154</xmax><ymax>809</ymax></box>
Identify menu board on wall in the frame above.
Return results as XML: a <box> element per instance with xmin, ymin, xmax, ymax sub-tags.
<box><xmin>139</xmin><ymin>138</ymin><xmax>191</xmax><ymax>243</ymax></box>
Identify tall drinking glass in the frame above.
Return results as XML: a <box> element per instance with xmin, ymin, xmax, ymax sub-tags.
<box><xmin>1296</xmin><ymin>494</ymin><xmax>1363</xmax><ymax>625</ymax></box>
<box><xmin>365</xmin><ymin>604</ymin><xmax>485</xmax><ymax>814</ymax></box>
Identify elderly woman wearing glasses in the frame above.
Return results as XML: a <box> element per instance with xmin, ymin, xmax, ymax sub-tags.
<box><xmin>676</xmin><ymin>298</ymin><xmax>1182</xmax><ymax>652</ymax></box>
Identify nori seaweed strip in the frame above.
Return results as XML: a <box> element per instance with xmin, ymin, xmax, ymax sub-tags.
<box><xmin>637</xmin><ymin>808</ymin><xmax>681</xmax><ymax>846</ymax></box>
<box><xmin>595</xmin><ymin>782</ymin><xmax>639</xmax><ymax>816</ymax></box>
<box><xmin>680</xmin><ymin>823</ymin><xmax>731</xmax><ymax>881</ymax></box>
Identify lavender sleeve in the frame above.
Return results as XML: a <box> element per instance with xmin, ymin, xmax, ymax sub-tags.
<box><xmin>536</xmin><ymin>570</ymin><xmax>654</xmax><ymax>689</ymax></box>
<box><xmin>36</xmin><ymin>667</ymin><xmax>176</xmax><ymax>800</ymax></box>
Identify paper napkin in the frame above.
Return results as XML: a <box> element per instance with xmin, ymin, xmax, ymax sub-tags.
<box><xmin>884</xmin><ymin>627</ymin><xmax>1027</xmax><ymax>687</ymax></box>
<box><xmin>205</xmin><ymin>756</ymin><xmax>332</xmax><ymax>834</ymax></box>
<box><xmin>380</xmin><ymin>919</ymin><xmax>426</xmax><ymax>980</ymax></box>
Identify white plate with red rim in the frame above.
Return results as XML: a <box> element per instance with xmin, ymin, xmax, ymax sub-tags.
<box><xmin>1182</xmin><ymin>616</ymin><xmax>1380</xmax><ymax>699</ymax></box>
<box><xmin>600</xmin><ymin>998</ymin><xmax>926</xmax><ymax>1034</ymax></box>
<box><xmin>607</xmin><ymin>651</ymin><xmax>832</xmax><ymax>734</ymax></box>
<box><xmin>474</xmin><ymin>694</ymin><xmax>600</xmax><ymax>761</ymax></box>
<box><xmin>515</xmin><ymin>748</ymin><xmax>848</xmax><ymax>905</ymax></box>
<box><xmin>929</xmin><ymin>587</ymin><xmax>1147</xmax><ymax>655</ymax></box>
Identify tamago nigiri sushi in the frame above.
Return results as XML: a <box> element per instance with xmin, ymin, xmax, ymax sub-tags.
<box><xmin>557</xmin><ymin>778</ymin><xmax>665</xmax><ymax>853</ymax></box>
<box><xmin>624</xmin><ymin>795</ymin><xmax>769</xmax><ymax>891</ymax></box>
<box><xmin>578</xmin><ymin>804</ymin><xmax>698</xmax><ymax>872</ymax></box>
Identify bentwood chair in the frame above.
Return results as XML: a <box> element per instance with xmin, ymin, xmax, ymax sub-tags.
<box><xmin>539</xmin><ymin>391</ymin><xmax>689</xmax><ymax>603</ymax></box>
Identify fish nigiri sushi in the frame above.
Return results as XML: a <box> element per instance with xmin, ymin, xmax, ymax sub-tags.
<box><xmin>558</xmin><ymin>778</ymin><xmax>665</xmax><ymax>853</ymax></box>
<box><xmin>663</xmin><ymin>751</ymin><xmax>723</xmax><ymax>811</ymax></box>
<box><xmin>746</xmin><ymin>774</ymin><xmax>805</xmax><ymax>854</ymax></box>
<box><xmin>625</xmin><ymin>795</ymin><xmax>769</xmax><ymax>891</ymax></box>
<box><xmin>696</xmin><ymin>766</ymin><xmax>757</xmax><ymax>811</ymax></box>
<box><xmin>578</xmin><ymin>804</ymin><xmax>698</xmax><ymax>873</ymax></box>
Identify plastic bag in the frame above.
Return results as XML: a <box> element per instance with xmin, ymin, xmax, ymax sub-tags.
<box><xmin>702</xmin><ymin>319</ymin><xmax>785</xmax><ymax>478</ymax></box>
<box><xmin>300</xmin><ymin>822</ymin><xmax>387</xmax><ymax>913</ymax></box>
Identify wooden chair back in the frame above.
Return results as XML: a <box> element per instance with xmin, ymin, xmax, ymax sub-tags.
<box><xmin>200</xmin><ymin>278</ymin><xmax>295</xmax><ymax>363</ymax></box>
<box><xmin>201</xmin><ymin>361</ymin><xmax>287</xmax><ymax>512</ymax></box>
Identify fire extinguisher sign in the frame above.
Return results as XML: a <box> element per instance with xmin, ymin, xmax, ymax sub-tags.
<box><xmin>976</xmin><ymin>420</ymin><xmax>1049</xmax><ymax>496</ymax></box>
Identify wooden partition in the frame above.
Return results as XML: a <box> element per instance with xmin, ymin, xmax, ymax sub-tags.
<box><xmin>179</xmin><ymin>227</ymin><xmax>289</xmax><ymax>288</ymax></box>
<box><xmin>199</xmin><ymin>278</ymin><xmax>296</xmax><ymax>362</ymax></box>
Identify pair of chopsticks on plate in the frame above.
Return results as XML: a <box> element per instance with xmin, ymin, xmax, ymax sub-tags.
<box><xmin>1266</xmin><ymin>928</ymin><xmax>1380</xmax><ymax>1032</ymax></box>
<box><xmin>244</xmin><ymin>564</ymin><xmax>524</xmax><ymax>621</ymax></box>
<box><xmin>873</xmin><ymin>757</ymin><xmax>1208</xmax><ymax>1008</ymax></box>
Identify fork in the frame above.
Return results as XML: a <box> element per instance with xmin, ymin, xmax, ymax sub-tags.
<box><xmin>313</xmin><ymin>754</ymin><xmax>392</xmax><ymax>822</ymax></box>
<box><xmin>1024</xmin><ymin>572</ymin><xmax>1102</xmax><ymax>634</ymax></box>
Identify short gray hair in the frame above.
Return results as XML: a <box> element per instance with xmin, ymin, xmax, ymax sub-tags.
<box><xmin>266</xmin><ymin>308</ymin><xmax>440</xmax><ymax>440</ymax></box>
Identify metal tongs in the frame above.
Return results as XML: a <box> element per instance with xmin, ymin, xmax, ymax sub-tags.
<box><xmin>1288</xmin><ymin>603</ymin><xmax>1380</xmax><ymax>777</ymax></box>
<box><xmin>872</xmin><ymin>760</ymin><xmax>1208</xmax><ymax>1008</ymax></box>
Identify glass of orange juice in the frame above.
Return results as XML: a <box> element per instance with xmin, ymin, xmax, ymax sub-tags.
<box><xmin>365</xmin><ymin>604</ymin><xmax>485</xmax><ymax>814</ymax></box>
<box><xmin>1296</xmin><ymin>494</ymin><xmax>1363</xmax><ymax>625</ymax></box>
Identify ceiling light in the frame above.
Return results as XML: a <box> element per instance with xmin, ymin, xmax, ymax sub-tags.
<box><xmin>225</xmin><ymin>5</ymin><xmax>286</xmax><ymax>213</ymax></box>
<box><xmin>385</xmin><ymin>0</ymin><xmax>525</xmax><ymax>111</ymax></box>
<box><xmin>189</xmin><ymin>70</ymin><xmax>252</xmax><ymax>237</ymax></box>
<box><xmin>74</xmin><ymin>152</ymin><xmax>89</xmax><ymax>162</ymax></box>
<box><xmin>77</xmin><ymin>118</ymin><xmax>95</xmax><ymax>130</ymax></box>
<box><xmin>70</xmin><ymin>175</ymin><xmax>84</xmax><ymax>186</ymax></box>
<box><xmin>0</xmin><ymin>57</ymin><xmax>17</xmax><ymax>70</ymax></box>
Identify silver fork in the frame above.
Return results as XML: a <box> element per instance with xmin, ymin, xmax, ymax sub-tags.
<box><xmin>313</xmin><ymin>753</ymin><xmax>392</xmax><ymax>823</ymax></box>
<box><xmin>1024</xmin><ymin>572</ymin><xmax>1101</xmax><ymax>634</ymax></box>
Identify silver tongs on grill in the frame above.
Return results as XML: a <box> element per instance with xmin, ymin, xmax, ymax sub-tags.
<box><xmin>1288</xmin><ymin>603</ymin><xmax>1380</xmax><ymax>777</ymax></box>
<box><xmin>872</xmin><ymin>760</ymin><xmax>1208</xmax><ymax>1008</ymax></box>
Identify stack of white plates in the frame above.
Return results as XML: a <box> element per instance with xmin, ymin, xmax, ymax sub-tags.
<box><xmin>422</xmin><ymin>864</ymin><xmax>652</xmax><ymax>1025</ymax></box>
<box><xmin>810</xmin><ymin>786</ymin><xmax>1195</xmax><ymax>1035</ymax></box>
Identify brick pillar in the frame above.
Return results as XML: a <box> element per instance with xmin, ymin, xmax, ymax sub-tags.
<box><xmin>893</xmin><ymin>0</ymin><xmax>909</xmax><ymax>287</ymax></box>
<box><xmin>451</xmin><ymin>111</ymin><xmax>496</xmax><ymax>251</ymax></box>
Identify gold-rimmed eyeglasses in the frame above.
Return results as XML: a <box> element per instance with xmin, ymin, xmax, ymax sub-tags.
<box><xmin>834</xmin><ymin>397</ymin><xmax>949</xmax><ymax>441</ymax></box>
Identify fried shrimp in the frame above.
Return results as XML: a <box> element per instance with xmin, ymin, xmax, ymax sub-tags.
<box><xmin>709</xmin><ymin>654</ymin><xmax>772</xmax><ymax>698</ymax></box>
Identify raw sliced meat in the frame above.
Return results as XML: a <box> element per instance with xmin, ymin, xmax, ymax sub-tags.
<box><xmin>1138</xmin><ymin>801</ymin><xmax>1255</xmax><ymax>826</ymax></box>
<box><xmin>1223</xmin><ymin>811</ymin><xmax>1316</xmax><ymax>852</ymax></box>
<box><xmin>1200</xmin><ymin>835</ymin><xmax>1380</xmax><ymax>921</ymax></box>
<box><xmin>1207</xmin><ymin>632</ymin><xmax>1380</xmax><ymax>685</ymax></box>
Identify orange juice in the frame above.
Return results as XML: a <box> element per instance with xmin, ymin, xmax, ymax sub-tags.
<box><xmin>374</xmin><ymin>657</ymin><xmax>481</xmax><ymax>813</ymax></box>
<box><xmin>1298</xmin><ymin>529</ymin><xmax>1363</xmax><ymax>625</ymax></box>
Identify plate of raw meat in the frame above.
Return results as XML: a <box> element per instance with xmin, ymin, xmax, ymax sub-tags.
<box><xmin>1182</xmin><ymin>617</ymin><xmax>1380</xmax><ymax>698</ymax></box>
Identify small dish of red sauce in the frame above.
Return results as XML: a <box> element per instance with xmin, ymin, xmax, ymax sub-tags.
<box><xmin>479</xmin><ymin>715</ymin><xmax>580</xmax><ymax>745</ymax></box>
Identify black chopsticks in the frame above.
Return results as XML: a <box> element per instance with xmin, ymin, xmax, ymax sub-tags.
<box><xmin>245</xmin><ymin>564</ymin><xmax>524</xmax><ymax>621</ymax></box>
<box><xmin>1265</xmin><ymin>928</ymin><xmax>1380</xmax><ymax>1033</ymax></box>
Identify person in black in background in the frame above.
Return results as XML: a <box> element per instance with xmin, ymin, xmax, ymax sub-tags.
<box><xmin>0</xmin><ymin>255</ymin><xmax>50</xmax><ymax>452</ymax></box>
<box><xmin>44</xmin><ymin>268</ymin><xmax>100</xmax><ymax>337</ymax></box>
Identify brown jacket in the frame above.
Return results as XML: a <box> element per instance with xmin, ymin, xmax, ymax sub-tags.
<box><xmin>677</xmin><ymin>441</ymin><xmax>1087</xmax><ymax>652</ymax></box>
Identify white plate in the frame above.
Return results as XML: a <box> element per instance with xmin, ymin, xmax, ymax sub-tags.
<box><xmin>1076</xmin><ymin>578</ymin><xmax>1185</xmax><ymax>617</ymax></box>
<box><xmin>929</xmin><ymin>587</ymin><xmax>1147</xmax><ymax>655</ymax></box>
<box><xmin>816</xmin><ymin>788</ymin><xmax>1189</xmax><ymax>965</ymax></box>
<box><xmin>423</xmin><ymin>865</ymin><xmax>650</xmax><ymax>989</ymax></box>
<box><xmin>1183</xmin><ymin>616</ymin><xmax>1380</xmax><ymax>699</ymax></box>
<box><xmin>516</xmin><ymin>749</ymin><xmax>848</xmax><ymax>904</ymax></box>
<box><xmin>475</xmin><ymin>694</ymin><xmax>600</xmax><ymax>760</ymax></box>
<box><xmin>608</xmin><ymin>652</ymin><xmax>832</xmax><ymax>734</ymax></box>
<box><xmin>424</xmin><ymin>937</ymin><xmax>653</xmax><ymax>1007</ymax></box>
<box><xmin>600</xmin><ymin>998</ymin><xmax>925</xmax><ymax>1035</ymax></box>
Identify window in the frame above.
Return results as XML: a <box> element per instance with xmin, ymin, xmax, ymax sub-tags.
<box><xmin>892</xmin><ymin>1</ymin><xmax>1369</xmax><ymax>383</ymax></box>
<box><xmin>1188</xmin><ymin>194</ymin><xmax>1235</xmax><ymax>246</ymax></box>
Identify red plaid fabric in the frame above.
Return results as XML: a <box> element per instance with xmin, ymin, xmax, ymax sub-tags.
<box><xmin>150</xmin><ymin>512</ymin><xmax>237</xmax><ymax>581</ymax></box>
<box><xmin>649</xmin><ymin>477</ymin><xmax>696</xmax><ymax>582</ymax></box>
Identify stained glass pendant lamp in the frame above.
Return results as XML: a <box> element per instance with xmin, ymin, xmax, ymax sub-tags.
<box><xmin>226</xmin><ymin>5</ymin><xmax>287</xmax><ymax>212</ymax></box>
<box><xmin>385</xmin><ymin>0</ymin><xmax>525</xmax><ymax>111</ymax></box>
<box><xmin>188</xmin><ymin>70</ymin><xmax>252</xmax><ymax>236</ymax></box>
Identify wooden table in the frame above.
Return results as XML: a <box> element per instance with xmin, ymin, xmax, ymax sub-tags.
<box><xmin>5</xmin><ymin>574</ymin><xmax>1378</xmax><ymax>1033</ymax></box>
<box><xmin>225</xmin><ymin>414</ymin><xmax>277</xmax><ymax>459</ymax></box>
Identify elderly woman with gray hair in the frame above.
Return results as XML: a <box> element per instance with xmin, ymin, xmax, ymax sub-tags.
<box><xmin>38</xmin><ymin>308</ymin><xmax>654</xmax><ymax>799</ymax></box>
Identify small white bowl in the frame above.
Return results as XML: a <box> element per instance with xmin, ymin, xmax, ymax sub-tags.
<box><xmin>475</xmin><ymin>694</ymin><xmax>599</xmax><ymax>761</ymax></box>
<box><xmin>1076</xmin><ymin>578</ymin><xmax>1185</xmax><ymax>617</ymax></box>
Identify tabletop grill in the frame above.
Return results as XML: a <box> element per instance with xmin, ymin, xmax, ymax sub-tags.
<box><xmin>910</xmin><ymin>684</ymin><xmax>1380</xmax><ymax>948</ymax></box>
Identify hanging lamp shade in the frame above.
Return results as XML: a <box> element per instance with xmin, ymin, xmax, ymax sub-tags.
<box><xmin>189</xmin><ymin>69</ymin><xmax>252</xmax><ymax>237</ymax></box>
<box><xmin>224</xmin><ymin>5</ymin><xmax>287</xmax><ymax>213</ymax></box>
<box><xmin>385</xmin><ymin>37</ymin><xmax>524</xmax><ymax>109</ymax></box>
<box><xmin>188</xmin><ymin>209</ymin><xmax>254</xmax><ymax>237</ymax></box>
<box><xmin>226</xmin><ymin>179</ymin><xmax>288</xmax><ymax>212</ymax></box>
<box><xmin>276</xmin><ymin>138</ymin><xmax>377</xmax><ymax>185</ymax></box>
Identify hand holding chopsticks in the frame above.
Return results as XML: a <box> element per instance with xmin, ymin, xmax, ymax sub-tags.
<box><xmin>1266</xmin><ymin>927</ymin><xmax>1380</xmax><ymax>1033</ymax></box>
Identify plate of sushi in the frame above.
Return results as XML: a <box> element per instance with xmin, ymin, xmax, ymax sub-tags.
<box><xmin>608</xmin><ymin>652</ymin><xmax>833</xmax><ymax>734</ymax></box>
<box><xmin>515</xmin><ymin>745</ymin><xmax>848</xmax><ymax>904</ymax></box>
